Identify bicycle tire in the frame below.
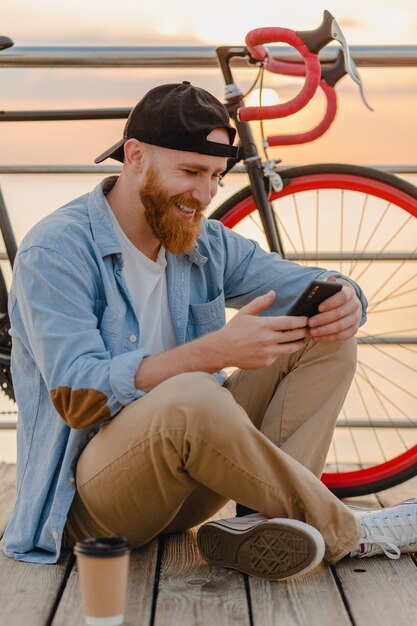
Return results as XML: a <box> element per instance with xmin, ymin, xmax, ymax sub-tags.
<box><xmin>210</xmin><ymin>163</ymin><xmax>417</xmax><ymax>497</ymax></box>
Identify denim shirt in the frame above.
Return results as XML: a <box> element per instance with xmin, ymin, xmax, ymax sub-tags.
<box><xmin>3</xmin><ymin>177</ymin><xmax>367</xmax><ymax>563</ymax></box>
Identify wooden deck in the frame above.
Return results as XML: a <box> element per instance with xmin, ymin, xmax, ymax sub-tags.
<box><xmin>1</xmin><ymin>462</ymin><xmax>417</xmax><ymax>626</ymax></box>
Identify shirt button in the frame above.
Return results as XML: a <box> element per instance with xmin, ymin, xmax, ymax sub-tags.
<box><xmin>69</xmin><ymin>475</ymin><xmax>75</xmax><ymax>484</ymax></box>
<box><xmin>129</xmin><ymin>335</ymin><xmax>137</xmax><ymax>343</ymax></box>
<box><xmin>52</xmin><ymin>530</ymin><xmax>59</xmax><ymax>540</ymax></box>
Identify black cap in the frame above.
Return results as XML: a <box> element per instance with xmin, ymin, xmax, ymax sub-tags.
<box><xmin>95</xmin><ymin>81</ymin><xmax>238</xmax><ymax>163</ymax></box>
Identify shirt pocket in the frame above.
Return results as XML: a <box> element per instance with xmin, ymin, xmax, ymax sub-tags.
<box><xmin>188</xmin><ymin>292</ymin><xmax>225</xmax><ymax>328</ymax></box>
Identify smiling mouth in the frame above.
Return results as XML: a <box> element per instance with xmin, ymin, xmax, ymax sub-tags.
<box><xmin>175</xmin><ymin>203</ymin><xmax>196</xmax><ymax>217</ymax></box>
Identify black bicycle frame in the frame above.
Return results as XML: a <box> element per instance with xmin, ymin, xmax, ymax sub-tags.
<box><xmin>216</xmin><ymin>46</ymin><xmax>285</xmax><ymax>257</ymax></box>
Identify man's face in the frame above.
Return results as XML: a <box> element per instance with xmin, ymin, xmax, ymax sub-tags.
<box><xmin>139</xmin><ymin>128</ymin><xmax>229</xmax><ymax>255</ymax></box>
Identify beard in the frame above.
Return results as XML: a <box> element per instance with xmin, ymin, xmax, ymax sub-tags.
<box><xmin>140</xmin><ymin>167</ymin><xmax>205</xmax><ymax>256</ymax></box>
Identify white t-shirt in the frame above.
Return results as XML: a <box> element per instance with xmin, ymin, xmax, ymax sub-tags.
<box><xmin>107</xmin><ymin>207</ymin><xmax>177</xmax><ymax>355</ymax></box>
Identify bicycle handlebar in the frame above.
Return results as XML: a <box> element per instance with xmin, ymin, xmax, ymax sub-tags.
<box><xmin>265</xmin><ymin>50</ymin><xmax>345</xmax><ymax>147</ymax></box>
<box><xmin>239</xmin><ymin>27</ymin><xmax>321</xmax><ymax>122</ymax></box>
<box><xmin>266</xmin><ymin>80</ymin><xmax>337</xmax><ymax>147</ymax></box>
<box><xmin>238</xmin><ymin>11</ymin><xmax>337</xmax><ymax>122</ymax></box>
<box><xmin>237</xmin><ymin>8</ymin><xmax>373</xmax><ymax>125</ymax></box>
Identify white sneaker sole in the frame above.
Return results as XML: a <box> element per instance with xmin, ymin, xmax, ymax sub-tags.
<box><xmin>197</xmin><ymin>517</ymin><xmax>325</xmax><ymax>581</ymax></box>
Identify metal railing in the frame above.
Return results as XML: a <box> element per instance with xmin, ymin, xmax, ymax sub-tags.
<box><xmin>0</xmin><ymin>45</ymin><xmax>416</xmax><ymax>124</ymax></box>
<box><xmin>1</xmin><ymin>44</ymin><xmax>417</xmax><ymax>68</ymax></box>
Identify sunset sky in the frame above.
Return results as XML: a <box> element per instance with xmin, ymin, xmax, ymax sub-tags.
<box><xmin>4</xmin><ymin>0</ymin><xmax>417</xmax><ymax>45</ymax></box>
<box><xmin>0</xmin><ymin>0</ymin><xmax>416</xmax><ymax>236</ymax></box>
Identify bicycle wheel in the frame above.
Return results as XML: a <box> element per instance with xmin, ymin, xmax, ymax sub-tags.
<box><xmin>210</xmin><ymin>163</ymin><xmax>417</xmax><ymax>497</ymax></box>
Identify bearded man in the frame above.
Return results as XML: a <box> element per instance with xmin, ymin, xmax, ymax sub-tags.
<box><xmin>4</xmin><ymin>82</ymin><xmax>417</xmax><ymax>578</ymax></box>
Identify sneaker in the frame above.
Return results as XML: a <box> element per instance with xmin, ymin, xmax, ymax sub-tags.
<box><xmin>197</xmin><ymin>513</ymin><xmax>325</xmax><ymax>581</ymax></box>
<box><xmin>350</xmin><ymin>498</ymin><xmax>417</xmax><ymax>559</ymax></box>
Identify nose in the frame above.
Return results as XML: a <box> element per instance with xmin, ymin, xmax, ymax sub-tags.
<box><xmin>191</xmin><ymin>177</ymin><xmax>216</xmax><ymax>207</ymax></box>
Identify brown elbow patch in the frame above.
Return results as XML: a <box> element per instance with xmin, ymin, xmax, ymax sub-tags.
<box><xmin>50</xmin><ymin>387</ymin><xmax>111</xmax><ymax>428</ymax></box>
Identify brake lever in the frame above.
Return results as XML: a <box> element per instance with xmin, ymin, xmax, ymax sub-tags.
<box><xmin>330</xmin><ymin>18</ymin><xmax>373</xmax><ymax>111</ymax></box>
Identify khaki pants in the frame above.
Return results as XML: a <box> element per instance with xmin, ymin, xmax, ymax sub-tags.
<box><xmin>65</xmin><ymin>338</ymin><xmax>361</xmax><ymax>563</ymax></box>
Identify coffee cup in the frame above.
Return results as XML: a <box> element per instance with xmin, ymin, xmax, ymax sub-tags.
<box><xmin>74</xmin><ymin>535</ymin><xmax>130</xmax><ymax>626</ymax></box>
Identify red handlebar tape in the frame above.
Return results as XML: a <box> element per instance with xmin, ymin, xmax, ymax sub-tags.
<box><xmin>239</xmin><ymin>27</ymin><xmax>321</xmax><ymax>122</ymax></box>
<box><xmin>266</xmin><ymin>81</ymin><xmax>337</xmax><ymax>146</ymax></box>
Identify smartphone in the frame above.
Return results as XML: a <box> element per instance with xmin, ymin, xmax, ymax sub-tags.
<box><xmin>286</xmin><ymin>280</ymin><xmax>343</xmax><ymax>317</ymax></box>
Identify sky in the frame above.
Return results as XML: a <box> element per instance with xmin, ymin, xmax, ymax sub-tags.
<box><xmin>3</xmin><ymin>0</ymin><xmax>417</xmax><ymax>45</ymax></box>
<box><xmin>0</xmin><ymin>1</ymin><xmax>416</xmax><ymax>227</ymax></box>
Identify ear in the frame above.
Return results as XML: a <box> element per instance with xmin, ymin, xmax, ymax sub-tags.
<box><xmin>124</xmin><ymin>139</ymin><xmax>145</xmax><ymax>172</ymax></box>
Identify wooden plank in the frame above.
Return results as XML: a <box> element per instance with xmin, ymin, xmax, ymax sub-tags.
<box><xmin>154</xmin><ymin>501</ymin><xmax>250</xmax><ymax>626</ymax></box>
<box><xmin>0</xmin><ymin>462</ymin><xmax>16</xmax><ymax>536</ymax></box>
<box><xmin>53</xmin><ymin>502</ymin><xmax>236</xmax><ymax>625</ymax></box>
<box><xmin>247</xmin><ymin>496</ymin><xmax>377</xmax><ymax>626</ymax></box>
<box><xmin>0</xmin><ymin>543</ymin><xmax>73</xmax><ymax>626</ymax></box>
<box><xmin>0</xmin><ymin>463</ymin><xmax>74</xmax><ymax>626</ymax></box>
<box><xmin>335</xmin><ymin>555</ymin><xmax>417</xmax><ymax>626</ymax></box>
<box><xmin>249</xmin><ymin>563</ymin><xmax>352</xmax><ymax>626</ymax></box>
<box><xmin>249</xmin><ymin>495</ymin><xmax>381</xmax><ymax>626</ymax></box>
<box><xmin>154</xmin><ymin>528</ymin><xmax>250</xmax><ymax>626</ymax></box>
<box><xmin>52</xmin><ymin>540</ymin><xmax>159</xmax><ymax>626</ymax></box>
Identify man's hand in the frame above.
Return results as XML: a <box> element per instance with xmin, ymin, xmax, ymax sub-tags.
<box><xmin>307</xmin><ymin>277</ymin><xmax>362</xmax><ymax>342</ymax></box>
<box><xmin>217</xmin><ymin>290</ymin><xmax>309</xmax><ymax>369</ymax></box>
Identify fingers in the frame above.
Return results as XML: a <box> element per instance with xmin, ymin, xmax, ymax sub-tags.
<box><xmin>308</xmin><ymin>323</ymin><xmax>359</xmax><ymax>342</ymax></box>
<box><xmin>255</xmin><ymin>338</ymin><xmax>308</xmax><ymax>367</ymax></box>
<box><xmin>308</xmin><ymin>285</ymin><xmax>362</xmax><ymax>340</ymax></box>
<box><xmin>315</xmin><ymin>283</ymin><xmax>351</xmax><ymax>313</ymax></box>
<box><xmin>238</xmin><ymin>290</ymin><xmax>276</xmax><ymax>316</ymax></box>
<box><xmin>308</xmin><ymin>313</ymin><xmax>359</xmax><ymax>340</ymax></box>
<box><xmin>271</xmin><ymin>326</ymin><xmax>310</xmax><ymax>343</ymax></box>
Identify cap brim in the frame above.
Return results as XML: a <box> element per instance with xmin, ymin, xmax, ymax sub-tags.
<box><xmin>94</xmin><ymin>138</ymin><xmax>126</xmax><ymax>164</ymax></box>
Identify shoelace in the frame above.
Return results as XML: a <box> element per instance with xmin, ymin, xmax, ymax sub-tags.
<box><xmin>359</xmin><ymin>512</ymin><xmax>417</xmax><ymax>559</ymax></box>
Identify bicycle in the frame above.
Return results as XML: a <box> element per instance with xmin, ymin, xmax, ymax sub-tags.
<box><xmin>207</xmin><ymin>10</ymin><xmax>417</xmax><ymax>497</ymax></box>
<box><xmin>0</xmin><ymin>12</ymin><xmax>416</xmax><ymax>498</ymax></box>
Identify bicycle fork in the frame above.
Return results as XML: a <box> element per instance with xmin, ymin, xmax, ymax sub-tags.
<box><xmin>234</xmin><ymin>115</ymin><xmax>286</xmax><ymax>257</ymax></box>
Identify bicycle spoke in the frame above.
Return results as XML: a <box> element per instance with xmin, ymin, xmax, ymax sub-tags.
<box><xmin>349</xmin><ymin>201</ymin><xmax>392</xmax><ymax>281</ymax></box>
<box><xmin>249</xmin><ymin>211</ymin><xmax>265</xmax><ymax>235</ymax></box>
<box><xmin>367</xmin><ymin>275</ymin><xmax>417</xmax><ymax>313</ymax></box>
<box><xmin>272</xmin><ymin>206</ymin><xmax>305</xmax><ymax>262</ymax></box>
<box><xmin>355</xmin><ymin>368</ymin><xmax>413</xmax><ymax>421</ymax></box>
<box><xmin>349</xmin><ymin>194</ymin><xmax>369</xmax><ymax>276</ymax></box>
<box><xmin>357</xmin><ymin>326</ymin><xmax>417</xmax><ymax>338</ymax></box>
<box><xmin>292</xmin><ymin>195</ymin><xmax>307</xmax><ymax>260</ymax></box>
<box><xmin>368</xmin><ymin>285</ymin><xmax>417</xmax><ymax>312</ymax></box>
<box><xmin>366</xmin><ymin>303</ymin><xmax>417</xmax><ymax>314</ymax></box>
<box><xmin>364</xmin><ymin>243</ymin><xmax>417</xmax><ymax>305</ymax></box>
<box><xmin>346</xmin><ymin>378</ymin><xmax>366</xmax><ymax>467</ymax></box>
<box><xmin>352</xmin><ymin>213</ymin><xmax>413</xmax><ymax>284</ymax></box>
<box><xmin>357</xmin><ymin>360</ymin><xmax>417</xmax><ymax>403</ymax></box>
<box><xmin>354</xmin><ymin>363</ymin><xmax>388</xmax><ymax>462</ymax></box>
<box><xmin>357</xmin><ymin>360</ymin><xmax>409</xmax><ymax>453</ymax></box>
<box><xmin>359</xmin><ymin>340</ymin><xmax>417</xmax><ymax>374</ymax></box>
